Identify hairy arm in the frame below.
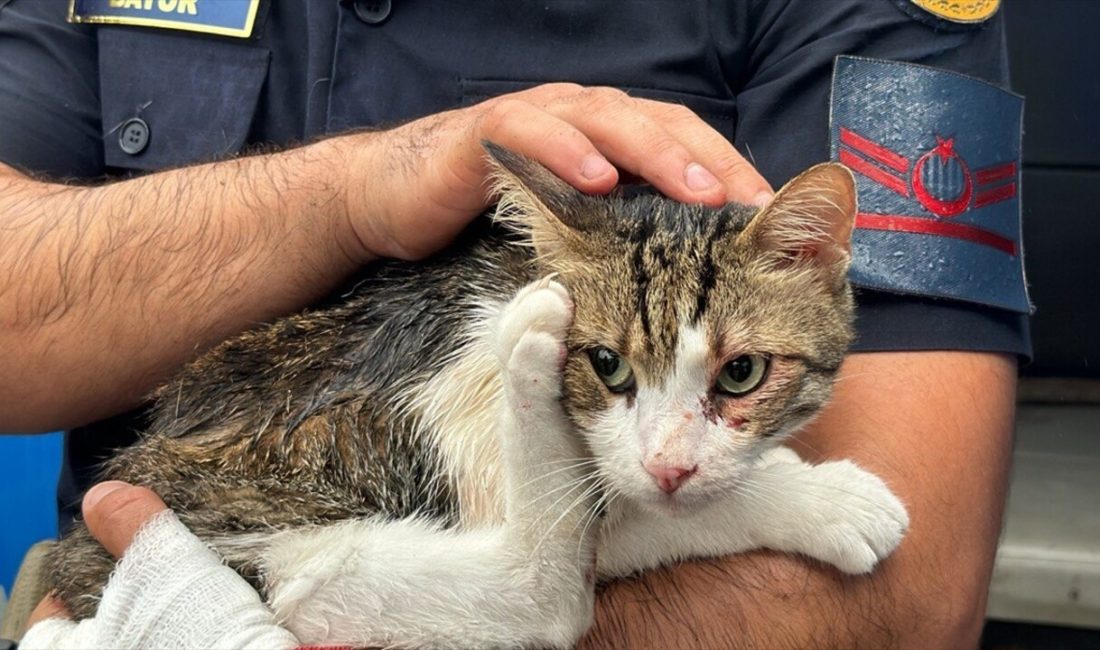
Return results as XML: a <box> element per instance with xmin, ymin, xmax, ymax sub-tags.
<box><xmin>582</xmin><ymin>351</ymin><xmax>1015</xmax><ymax>649</ymax></box>
<box><xmin>0</xmin><ymin>141</ymin><xmax>361</xmax><ymax>432</ymax></box>
<box><xmin>0</xmin><ymin>85</ymin><xmax>773</xmax><ymax>433</ymax></box>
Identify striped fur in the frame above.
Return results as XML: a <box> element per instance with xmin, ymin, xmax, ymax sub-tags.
<box><xmin>48</xmin><ymin>147</ymin><xmax>861</xmax><ymax>634</ymax></box>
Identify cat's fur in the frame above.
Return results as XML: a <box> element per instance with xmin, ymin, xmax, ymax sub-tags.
<box><xmin>47</xmin><ymin>144</ymin><xmax>908</xmax><ymax>648</ymax></box>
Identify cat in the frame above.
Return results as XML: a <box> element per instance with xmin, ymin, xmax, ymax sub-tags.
<box><xmin>47</xmin><ymin>143</ymin><xmax>908</xmax><ymax>648</ymax></box>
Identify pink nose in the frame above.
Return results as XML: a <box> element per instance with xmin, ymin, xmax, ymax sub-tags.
<box><xmin>645</xmin><ymin>464</ymin><xmax>698</xmax><ymax>494</ymax></box>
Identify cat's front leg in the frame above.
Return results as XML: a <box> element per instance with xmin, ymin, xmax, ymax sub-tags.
<box><xmin>742</xmin><ymin>448</ymin><xmax>909</xmax><ymax>574</ymax></box>
<box><xmin>256</xmin><ymin>278</ymin><xmax>597</xmax><ymax>649</ymax></box>
<box><xmin>598</xmin><ymin>447</ymin><xmax>908</xmax><ymax>578</ymax></box>
<box><xmin>490</xmin><ymin>277</ymin><xmax>600</xmax><ymax>643</ymax></box>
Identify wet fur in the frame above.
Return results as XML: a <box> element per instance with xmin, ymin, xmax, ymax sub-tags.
<box><xmin>49</xmin><ymin>147</ymin><xmax>862</xmax><ymax>625</ymax></box>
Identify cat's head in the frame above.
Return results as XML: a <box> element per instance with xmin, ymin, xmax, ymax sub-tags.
<box><xmin>486</xmin><ymin>143</ymin><xmax>856</xmax><ymax>515</ymax></box>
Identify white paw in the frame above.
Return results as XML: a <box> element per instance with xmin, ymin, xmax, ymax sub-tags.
<box><xmin>797</xmin><ymin>460</ymin><xmax>910</xmax><ymax>574</ymax></box>
<box><xmin>494</xmin><ymin>278</ymin><xmax>573</xmax><ymax>396</ymax></box>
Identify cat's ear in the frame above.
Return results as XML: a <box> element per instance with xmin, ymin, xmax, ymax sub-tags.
<box><xmin>483</xmin><ymin>141</ymin><xmax>603</xmax><ymax>248</ymax></box>
<box><xmin>738</xmin><ymin>162</ymin><xmax>856</xmax><ymax>275</ymax></box>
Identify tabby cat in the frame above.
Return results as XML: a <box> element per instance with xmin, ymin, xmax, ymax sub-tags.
<box><xmin>48</xmin><ymin>144</ymin><xmax>908</xmax><ymax>648</ymax></box>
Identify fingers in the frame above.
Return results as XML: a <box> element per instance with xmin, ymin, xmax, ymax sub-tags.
<box><xmin>635</xmin><ymin>97</ymin><xmax>774</xmax><ymax>206</ymax></box>
<box><xmin>82</xmin><ymin>480</ymin><xmax>170</xmax><ymax>559</ymax></box>
<box><xmin>491</xmin><ymin>85</ymin><xmax>771</xmax><ymax>207</ymax></box>
<box><xmin>501</xmin><ymin>85</ymin><xmax>730</xmax><ymax>204</ymax></box>
<box><xmin>26</xmin><ymin>593</ymin><xmax>71</xmax><ymax>627</ymax></box>
<box><xmin>474</xmin><ymin>98</ymin><xmax>619</xmax><ymax>195</ymax></box>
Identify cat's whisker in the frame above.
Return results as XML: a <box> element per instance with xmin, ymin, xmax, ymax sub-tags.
<box><xmin>575</xmin><ymin>488</ymin><xmax>616</xmax><ymax>565</ymax></box>
<box><xmin>520</xmin><ymin>476</ymin><xmax>590</xmax><ymax>511</ymax></box>
<box><xmin>530</xmin><ymin>457</ymin><xmax>600</xmax><ymax>469</ymax></box>
<box><xmin>519</xmin><ymin>459</ymin><xmax>601</xmax><ymax>498</ymax></box>
<box><xmin>512</xmin><ymin>459</ymin><xmax>601</xmax><ymax>493</ymax></box>
<box><xmin>522</xmin><ymin>468</ymin><xmax>601</xmax><ymax>522</ymax></box>
<box><xmin>786</xmin><ymin>438</ymin><xmax>826</xmax><ymax>457</ymax></box>
<box><xmin>530</xmin><ymin>479</ymin><xmax>602</xmax><ymax>556</ymax></box>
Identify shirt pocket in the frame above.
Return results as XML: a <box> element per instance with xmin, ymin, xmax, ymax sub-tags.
<box><xmin>98</xmin><ymin>28</ymin><xmax>270</xmax><ymax>172</ymax></box>
<box><xmin>459</xmin><ymin>79</ymin><xmax>737</xmax><ymax>142</ymax></box>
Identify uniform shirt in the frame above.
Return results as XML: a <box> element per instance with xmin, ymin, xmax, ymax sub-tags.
<box><xmin>0</xmin><ymin>0</ymin><xmax>1030</xmax><ymax>528</ymax></box>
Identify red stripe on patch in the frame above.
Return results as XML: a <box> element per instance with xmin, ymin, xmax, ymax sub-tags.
<box><xmin>856</xmin><ymin>213</ymin><xmax>1017</xmax><ymax>256</ymax></box>
<box><xmin>839</xmin><ymin>128</ymin><xmax>910</xmax><ymax>173</ymax></box>
<box><xmin>839</xmin><ymin>149</ymin><xmax>910</xmax><ymax>197</ymax></box>
<box><xmin>975</xmin><ymin>161</ymin><xmax>1017</xmax><ymax>185</ymax></box>
<box><xmin>973</xmin><ymin>182</ymin><xmax>1017</xmax><ymax>208</ymax></box>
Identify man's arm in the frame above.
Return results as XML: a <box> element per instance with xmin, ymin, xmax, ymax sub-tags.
<box><xmin>582</xmin><ymin>351</ymin><xmax>1015</xmax><ymax>648</ymax></box>
<box><xmin>0</xmin><ymin>85</ymin><xmax>773</xmax><ymax>433</ymax></box>
<box><xmin>0</xmin><ymin>141</ymin><xmax>354</xmax><ymax>432</ymax></box>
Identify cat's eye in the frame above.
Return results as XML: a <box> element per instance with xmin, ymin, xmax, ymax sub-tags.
<box><xmin>587</xmin><ymin>347</ymin><xmax>635</xmax><ymax>392</ymax></box>
<box><xmin>715</xmin><ymin>355</ymin><xmax>769</xmax><ymax>396</ymax></box>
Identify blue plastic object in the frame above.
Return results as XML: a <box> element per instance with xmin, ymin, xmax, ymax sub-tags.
<box><xmin>1</xmin><ymin>433</ymin><xmax>62</xmax><ymax>593</ymax></box>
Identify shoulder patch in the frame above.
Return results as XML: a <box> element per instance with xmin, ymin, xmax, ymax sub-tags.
<box><xmin>908</xmin><ymin>0</ymin><xmax>999</xmax><ymax>24</ymax></box>
<box><xmin>68</xmin><ymin>0</ymin><xmax>260</xmax><ymax>38</ymax></box>
<box><xmin>830</xmin><ymin>56</ymin><xmax>1030</xmax><ymax>313</ymax></box>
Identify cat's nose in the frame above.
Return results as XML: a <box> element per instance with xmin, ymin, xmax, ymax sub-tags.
<box><xmin>645</xmin><ymin>464</ymin><xmax>698</xmax><ymax>494</ymax></box>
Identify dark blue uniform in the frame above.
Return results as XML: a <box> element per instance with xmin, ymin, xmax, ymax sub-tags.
<box><xmin>0</xmin><ymin>0</ymin><xmax>1029</xmax><ymax>528</ymax></box>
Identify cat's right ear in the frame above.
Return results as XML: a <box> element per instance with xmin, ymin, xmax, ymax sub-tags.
<box><xmin>738</xmin><ymin>162</ymin><xmax>857</xmax><ymax>281</ymax></box>
<box><xmin>483</xmin><ymin>142</ymin><xmax>603</xmax><ymax>252</ymax></box>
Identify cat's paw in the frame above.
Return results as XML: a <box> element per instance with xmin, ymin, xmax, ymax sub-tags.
<box><xmin>753</xmin><ymin>459</ymin><xmax>909</xmax><ymax>575</ymax></box>
<box><xmin>795</xmin><ymin>460</ymin><xmax>909</xmax><ymax>574</ymax></box>
<box><xmin>495</xmin><ymin>277</ymin><xmax>573</xmax><ymax>378</ymax></box>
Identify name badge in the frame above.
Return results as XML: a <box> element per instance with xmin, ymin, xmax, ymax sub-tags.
<box><xmin>69</xmin><ymin>0</ymin><xmax>261</xmax><ymax>38</ymax></box>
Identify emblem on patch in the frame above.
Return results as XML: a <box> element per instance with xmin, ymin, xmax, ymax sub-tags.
<box><xmin>908</xmin><ymin>0</ymin><xmax>999</xmax><ymax>24</ymax></box>
<box><xmin>830</xmin><ymin>56</ymin><xmax>1029</xmax><ymax>313</ymax></box>
<box><xmin>68</xmin><ymin>0</ymin><xmax>260</xmax><ymax>38</ymax></box>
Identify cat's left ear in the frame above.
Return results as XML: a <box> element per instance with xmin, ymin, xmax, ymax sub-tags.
<box><xmin>738</xmin><ymin>162</ymin><xmax>856</xmax><ymax>275</ymax></box>
<box><xmin>483</xmin><ymin>142</ymin><xmax>604</xmax><ymax>246</ymax></box>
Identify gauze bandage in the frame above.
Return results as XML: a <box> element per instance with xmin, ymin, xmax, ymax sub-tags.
<box><xmin>21</xmin><ymin>511</ymin><xmax>299</xmax><ymax>650</ymax></box>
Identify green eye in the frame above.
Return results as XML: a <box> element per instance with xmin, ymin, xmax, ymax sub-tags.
<box><xmin>716</xmin><ymin>355</ymin><xmax>769</xmax><ymax>396</ymax></box>
<box><xmin>587</xmin><ymin>347</ymin><xmax>635</xmax><ymax>392</ymax></box>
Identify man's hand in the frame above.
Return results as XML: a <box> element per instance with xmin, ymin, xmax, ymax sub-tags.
<box><xmin>336</xmin><ymin>84</ymin><xmax>773</xmax><ymax>260</ymax></box>
<box><xmin>23</xmin><ymin>482</ymin><xmax>297</xmax><ymax>650</ymax></box>
<box><xmin>27</xmin><ymin>481</ymin><xmax>165</xmax><ymax>628</ymax></box>
<box><xmin>0</xmin><ymin>85</ymin><xmax>771</xmax><ymax>432</ymax></box>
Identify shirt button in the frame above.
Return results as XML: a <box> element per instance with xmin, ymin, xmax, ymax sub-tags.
<box><xmin>118</xmin><ymin>118</ymin><xmax>150</xmax><ymax>155</ymax></box>
<box><xmin>354</xmin><ymin>0</ymin><xmax>391</xmax><ymax>24</ymax></box>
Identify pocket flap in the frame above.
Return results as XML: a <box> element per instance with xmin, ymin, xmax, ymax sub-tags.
<box><xmin>98</xmin><ymin>29</ymin><xmax>270</xmax><ymax>171</ymax></box>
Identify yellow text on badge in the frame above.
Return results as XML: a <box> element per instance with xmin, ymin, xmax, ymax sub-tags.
<box><xmin>108</xmin><ymin>0</ymin><xmax>198</xmax><ymax>14</ymax></box>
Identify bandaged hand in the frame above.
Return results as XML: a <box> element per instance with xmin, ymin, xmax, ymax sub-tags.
<box><xmin>21</xmin><ymin>482</ymin><xmax>299</xmax><ymax>650</ymax></box>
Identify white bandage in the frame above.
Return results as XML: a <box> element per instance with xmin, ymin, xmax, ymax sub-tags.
<box><xmin>21</xmin><ymin>511</ymin><xmax>299</xmax><ymax>650</ymax></box>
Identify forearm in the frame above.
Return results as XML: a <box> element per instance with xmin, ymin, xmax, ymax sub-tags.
<box><xmin>0</xmin><ymin>85</ymin><xmax>778</xmax><ymax>433</ymax></box>
<box><xmin>0</xmin><ymin>138</ymin><xmax>365</xmax><ymax>431</ymax></box>
<box><xmin>587</xmin><ymin>544</ymin><xmax>970</xmax><ymax>648</ymax></box>
<box><xmin>582</xmin><ymin>352</ymin><xmax>1016</xmax><ymax>649</ymax></box>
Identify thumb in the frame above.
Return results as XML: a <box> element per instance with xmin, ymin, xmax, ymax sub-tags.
<box><xmin>82</xmin><ymin>481</ymin><xmax>170</xmax><ymax>559</ymax></box>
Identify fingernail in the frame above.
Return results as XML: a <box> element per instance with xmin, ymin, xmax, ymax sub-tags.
<box><xmin>580</xmin><ymin>154</ymin><xmax>614</xmax><ymax>180</ymax></box>
<box><xmin>684</xmin><ymin>163</ymin><xmax>719</xmax><ymax>191</ymax></box>
<box><xmin>83</xmin><ymin>481</ymin><xmax>131</xmax><ymax>511</ymax></box>
<box><xmin>752</xmin><ymin>191</ymin><xmax>774</xmax><ymax>207</ymax></box>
